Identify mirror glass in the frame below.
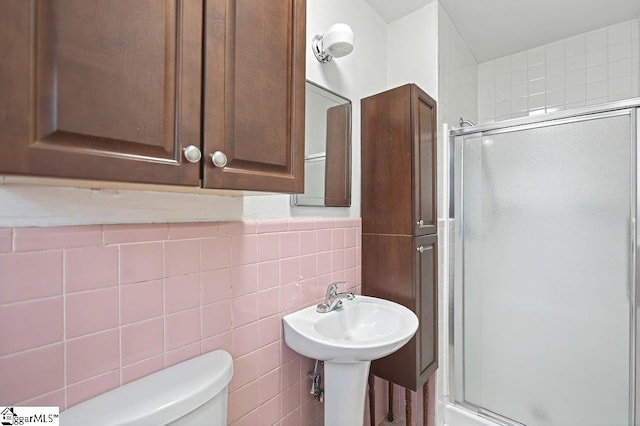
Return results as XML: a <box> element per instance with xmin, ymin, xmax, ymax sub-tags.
<box><xmin>292</xmin><ymin>81</ymin><xmax>352</xmax><ymax>207</ymax></box>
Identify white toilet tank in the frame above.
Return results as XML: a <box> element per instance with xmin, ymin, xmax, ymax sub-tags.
<box><xmin>60</xmin><ymin>350</ymin><xmax>233</xmax><ymax>425</ymax></box>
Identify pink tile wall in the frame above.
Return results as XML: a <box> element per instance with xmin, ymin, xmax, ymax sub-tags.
<box><xmin>0</xmin><ymin>218</ymin><xmax>362</xmax><ymax>426</ymax></box>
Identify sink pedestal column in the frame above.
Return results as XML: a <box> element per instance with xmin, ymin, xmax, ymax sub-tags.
<box><xmin>324</xmin><ymin>361</ymin><xmax>371</xmax><ymax>425</ymax></box>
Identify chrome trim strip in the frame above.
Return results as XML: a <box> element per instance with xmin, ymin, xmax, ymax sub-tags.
<box><xmin>448</xmin><ymin>135</ymin><xmax>455</xmax><ymax>219</ymax></box>
<box><xmin>450</xmin><ymin>97</ymin><xmax>640</xmax><ymax>136</ymax></box>
<box><xmin>477</xmin><ymin>408</ymin><xmax>525</xmax><ymax>426</ymax></box>
<box><xmin>633</xmin><ymin>107</ymin><xmax>638</xmax><ymax>426</ymax></box>
<box><xmin>458</xmin><ymin>135</ymin><xmax>466</xmax><ymax>403</ymax></box>
<box><xmin>444</xmin><ymin>132</ymin><xmax>457</xmax><ymax>402</ymax></box>
<box><xmin>479</xmin><ymin>109</ymin><xmax>630</xmax><ymax>137</ymax></box>
<box><xmin>451</xmin><ymin>401</ymin><xmax>525</xmax><ymax>426</ymax></box>
<box><xmin>449</xmin><ymin>134</ymin><xmax>460</xmax><ymax>404</ymax></box>
<box><xmin>448</xmin><ymin>135</ymin><xmax>458</xmax><ymax>403</ymax></box>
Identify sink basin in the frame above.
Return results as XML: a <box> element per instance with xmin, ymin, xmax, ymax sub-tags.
<box><xmin>283</xmin><ymin>295</ymin><xmax>418</xmax><ymax>362</ymax></box>
<box><xmin>282</xmin><ymin>295</ymin><xmax>418</xmax><ymax>426</ymax></box>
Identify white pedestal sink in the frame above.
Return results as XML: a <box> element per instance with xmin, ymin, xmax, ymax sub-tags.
<box><xmin>282</xmin><ymin>295</ymin><xmax>418</xmax><ymax>425</ymax></box>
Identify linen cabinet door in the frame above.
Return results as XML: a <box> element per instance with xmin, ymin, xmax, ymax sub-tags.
<box><xmin>415</xmin><ymin>234</ymin><xmax>438</xmax><ymax>381</ymax></box>
<box><xmin>0</xmin><ymin>0</ymin><xmax>203</xmax><ymax>185</ymax></box>
<box><xmin>203</xmin><ymin>0</ymin><xmax>306</xmax><ymax>192</ymax></box>
<box><xmin>413</xmin><ymin>86</ymin><xmax>438</xmax><ymax>236</ymax></box>
<box><xmin>363</xmin><ymin>233</ymin><xmax>418</xmax><ymax>390</ymax></box>
<box><xmin>361</xmin><ymin>85</ymin><xmax>414</xmax><ymax>235</ymax></box>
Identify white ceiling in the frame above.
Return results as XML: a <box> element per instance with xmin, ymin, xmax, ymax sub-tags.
<box><xmin>365</xmin><ymin>0</ymin><xmax>640</xmax><ymax>63</ymax></box>
<box><xmin>365</xmin><ymin>0</ymin><xmax>434</xmax><ymax>24</ymax></box>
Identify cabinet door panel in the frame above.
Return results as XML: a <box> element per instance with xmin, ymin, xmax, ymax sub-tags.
<box><xmin>361</xmin><ymin>85</ymin><xmax>413</xmax><ymax>235</ymax></box>
<box><xmin>203</xmin><ymin>0</ymin><xmax>305</xmax><ymax>192</ymax></box>
<box><xmin>363</xmin><ymin>233</ymin><xmax>417</xmax><ymax>389</ymax></box>
<box><xmin>0</xmin><ymin>0</ymin><xmax>202</xmax><ymax>185</ymax></box>
<box><xmin>362</xmin><ymin>234</ymin><xmax>415</xmax><ymax>309</ymax></box>
<box><xmin>416</xmin><ymin>234</ymin><xmax>438</xmax><ymax>378</ymax></box>
<box><xmin>413</xmin><ymin>87</ymin><xmax>437</xmax><ymax>235</ymax></box>
<box><xmin>364</xmin><ymin>233</ymin><xmax>438</xmax><ymax>390</ymax></box>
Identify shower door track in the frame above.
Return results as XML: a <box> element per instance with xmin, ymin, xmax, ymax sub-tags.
<box><xmin>450</xmin><ymin>97</ymin><xmax>640</xmax><ymax>137</ymax></box>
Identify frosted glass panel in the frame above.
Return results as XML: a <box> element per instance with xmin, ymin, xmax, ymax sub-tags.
<box><xmin>460</xmin><ymin>113</ymin><xmax>632</xmax><ymax>425</ymax></box>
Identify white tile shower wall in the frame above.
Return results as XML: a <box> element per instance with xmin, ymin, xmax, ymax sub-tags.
<box><xmin>478</xmin><ymin>19</ymin><xmax>640</xmax><ymax>124</ymax></box>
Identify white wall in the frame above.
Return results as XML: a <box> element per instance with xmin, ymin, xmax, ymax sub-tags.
<box><xmin>478</xmin><ymin>19</ymin><xmax>640</xmax><ymax>124</ymax></box>
<box><xmin>290</xmin><ymin>0</ymin><xmax>389</xmax><ymax>219</ymax></box>
<box><xmin>437</xmin><ymin>4</ymin><xmax>477</xmax><ymax>131</ymax></box>
<box><xmin>436</xmin><ymin>3</ymin><xmax>477</xmax><ymax>217</ymax></box>
<box><xmin>387</xmin><ymin>2</ymin><xmax>439</xmax><ymax>98</ymax></box>
<box><xmin>0</xmin><ymin>0</ymin><xmax>389</xmax><ymax>227</ymax></box>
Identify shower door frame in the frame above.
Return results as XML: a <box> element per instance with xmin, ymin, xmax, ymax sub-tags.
<box><xmin>447</xmin><ymin>99</ymin><xmax>640</xmax><ymax>426</ymax></box>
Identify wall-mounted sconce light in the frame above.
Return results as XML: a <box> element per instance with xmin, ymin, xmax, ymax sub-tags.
<box><xmin>312</xmin><ymin>23</ymin><xmax>355</xmax><ymax>63</ymax></box>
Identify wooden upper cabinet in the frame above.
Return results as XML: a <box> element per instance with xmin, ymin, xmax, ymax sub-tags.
<box><xmin>0</xmin><ymin>0</ymin><xmax>203</xmax><ymax>185</ymax></box>
<box><xmin>203</xmin><ymin>0</ymin><xmax>306</xmax><ymax>192</ymax></box>
<box><xmin>361</xmin><ymin>84</ymin><xmax>437</xmax><ymax>236</ymax></box>
<box><xmin>0</xmin><ymin>0</ymin><xmax>306</xmax><ymax>193</ymax></box>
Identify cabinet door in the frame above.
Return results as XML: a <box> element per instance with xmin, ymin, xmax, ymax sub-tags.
<box><xmin>363</xmin><ymin>233</ymin><xmax>438</xmax><ymax>390</ymax></box>
<box><xmin>413</xmin><ymin>86</ymin><xmax>438</xmax><ymax>235</ymax></box>
<box><xmin>415</xmin><ymin>234</ymin><xmax>438</xmax><ymax>380</ymax></box>
<box><xmin>363</xmin><ymin>233</ymin><xmax>417</xmax><ymax>389</ymax></box>
<box><xmin>203</xmin><ymin>0</ymin><xmax>305</xmax><ymax>192</ymax></box>
<box><xmin>361</xmin><ymin>85</ymin><xmax>413</xmax><ymax>235</ymax></box>
<box><xmin>0</xmin><ymin>1</ymin><xmax>202</xmax><ymax>185</ymax></box>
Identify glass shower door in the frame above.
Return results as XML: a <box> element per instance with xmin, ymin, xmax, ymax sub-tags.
<box><xmin>452</xmin><ymin>110</ymin><xmax>634</xmax><ymax>425</ymax></box>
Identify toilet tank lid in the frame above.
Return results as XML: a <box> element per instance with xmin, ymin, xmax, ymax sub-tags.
<box><xmin>60</xmin><ymin>350</ymin><xmax>233</xmax><ymax>425</ymax></box>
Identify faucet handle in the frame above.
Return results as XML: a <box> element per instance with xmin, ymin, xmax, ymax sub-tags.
<box><xmin>325</xmin><ymin>283</ymin><xmax>339</xmax><ymax>299</ymax></box>
<box><xmin>328</xmin><ymin>281</ymin><xmax>348</xmax><ymax>296</ymax></box>
<box><xmin>317</xmin><ymin>281</ymin><xmax>353</xmax><ymax>313</ymax></box>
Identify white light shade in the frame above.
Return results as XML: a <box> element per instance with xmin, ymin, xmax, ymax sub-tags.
<box><xmin>322</xmin><ymin>23</ymin><xmax>354</xmax><ymax>58</ymax></box>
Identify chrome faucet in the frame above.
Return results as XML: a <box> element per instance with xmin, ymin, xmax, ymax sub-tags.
<box><xmin>316</xmin><ymin>281</ymin><xmax>355</xmax><ymax>313</ymax></box>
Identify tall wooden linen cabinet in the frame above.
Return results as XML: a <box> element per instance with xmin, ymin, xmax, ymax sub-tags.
<box><xmin>361</xmin><ymin>84</ymin><xmax>438</xmax><ymax>401</ymax></box>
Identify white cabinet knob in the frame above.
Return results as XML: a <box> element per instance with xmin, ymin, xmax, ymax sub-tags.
<box><xmin>183</xmin><ymin>145</ymin><xmax>202</xmax><ymax>163</ymax></box>
<box><xmin>416</xmin><ymin>246</ymin><xmax>425</xmax><ymax>253</ymax></box>
<box><xmin>211</xmin><ymin>151</ymin><xmax>228</xmax><ymax>168</ymax></box>
<box><xmin>417</xmin><ymin>220</ymin><xmax>427</xmax><ymax>228</ymax></box>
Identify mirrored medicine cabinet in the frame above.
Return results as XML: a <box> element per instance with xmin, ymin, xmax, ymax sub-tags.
<box><xmin>291</xmin><ymin>80</ymin><xmax>352</xmax><ymax>207</ymax></box>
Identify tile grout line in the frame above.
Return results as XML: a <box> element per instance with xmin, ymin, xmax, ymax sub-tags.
<box><xmin>62</xmin><ymin>246</ymin><xmax>68</xmax><ymax>410</ymax></box>
<box><xmin>199</xmin><ymin>237</ymin><xmax>204</xmax><ymax>356</ymax></box>
<box><xmin>117</xmin><ymin>238</ymin><xmax>123</xmax><ymax>388</ymax></box>
<box><xmin>162</xmin><ymin>239</ymin><xmax>167</xmax><ymax>368</ymax></box>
